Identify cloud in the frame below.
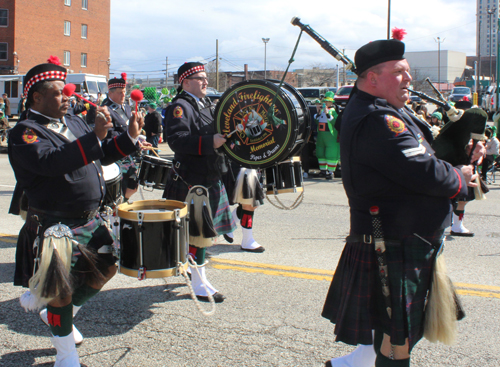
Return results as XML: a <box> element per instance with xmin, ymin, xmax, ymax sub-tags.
<box><xmin>110</xmin><ymin>0</ymin><xmax>476</xmax><ymax>78</ymax></box>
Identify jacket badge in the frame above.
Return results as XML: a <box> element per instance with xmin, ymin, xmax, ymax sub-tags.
<box><xmin>173</xmin><ymin>106</ymin><xmax>183</xmax><ymax>118</ymax></box>
<box><xmin>22</xmin><ymin>128</ymin><xmax>40</xmax><ymax>144</ymax></box>
<box><xmin>385</xmin><ymin>115</ymin><xmax>407</xmax><ymax>137</ymax></box>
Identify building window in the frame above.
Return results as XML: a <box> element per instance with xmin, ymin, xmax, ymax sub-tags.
<box><xmin>64</xmin><ymin>21</ymin><xmax>71</xmax><ymax>36</ymax></box>
<box><xmin>5</xmin><ymin>81</ymin><xmax>18</xmax><ymax>98</ymax></box>
<box><xmin>81</xmin><ymin>53</ymin><xmax>87</xmax><ymax>67</ymax></box>
<box><xmin>0</xmin><ymin>9</ymin><xmax>8</xmax><ymax>27</ymax></box>
<box><xmin>81</xmin><ymin>24</ymin><xmax>87</xmax><ymax>39</ymax></box>
<box><xmin>82</xmin><ymin>0</ymin><xmax>88</xmax><ymax>9</ymax></box>
<box><xmin>0</xmin><ymin>43</ymin><xmax>7</xmax><ymax>60</ymax></box>
<box><xmin>64</xmin><ymin>0</ymin><xmax>71</xmax><ymax>6</ymax></box>
<box><xmin>64</xmin><ymin>51</ymin><xmax>70</xmax><ymax>66</ymax></box>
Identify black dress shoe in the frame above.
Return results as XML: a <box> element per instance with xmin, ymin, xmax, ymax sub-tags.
<box><xmin>241</xmin><ymin>246</ymin><xmax>265</xmax><ymax>253</ymax></box>
<box><xmin>196</xmin><ymin>292</ymin><xmax>225</xmax><ymax>303</ymax></box>
<box><xmin>223</xmin><ymin>234</ymin><xmax>234</xmax><ymax>243</ymax></box>
<box><xmin>324</xmin><ymin>361</ymin><xmax>332</xmax><ymax>367</ymax></box>
<box><xmin>450</xmin><ymin>230</ymin><xmax>475</xmax><ymax>237</ymax></box>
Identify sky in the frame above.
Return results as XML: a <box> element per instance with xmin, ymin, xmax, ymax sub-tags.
<box><xmin>110</xmin><ymin>0</ymin><xmax>476</xmax><ymax>79</ymax></box>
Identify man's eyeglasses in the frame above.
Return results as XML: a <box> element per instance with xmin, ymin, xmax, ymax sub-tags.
<box><xmin>187</xmin><ymin>77</ymin><xmax>208</xmax><ymax>82</ymax></box>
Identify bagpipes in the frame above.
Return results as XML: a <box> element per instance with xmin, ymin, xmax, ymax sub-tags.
<box><xmin>410</xmin><ymin>78</ymin><xmax>488</xmax><ymax>199</ymax></box>
<box><xmin>290</xmin><ymin>17</ymin><xmax>356</xmax><ymax>72</ymax></box>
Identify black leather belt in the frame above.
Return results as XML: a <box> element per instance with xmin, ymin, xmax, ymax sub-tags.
<box><xmin>346</xmin><ymin>234</ymin><xmax>374</xmax><ymax>244</ymax></box>
<box><xmin>30</xmin><ymin>207</ymin><xmax>99</xmax><ymax>220</ymax></box>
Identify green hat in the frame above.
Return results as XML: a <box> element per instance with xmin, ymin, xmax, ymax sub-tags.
<box><xmin>322</xmin><ymin>91</ymin><xmax>335</xmax><ymax>102</ymax></box>
<box><xmin>148</xmin><ymin>102</ymin><xmax>157</xmax><ymax>109</ymax></box>
<box><xmin>431</xmin><ymin>112</ymin><xmax>442</xmax><ymax>120</ymax></box>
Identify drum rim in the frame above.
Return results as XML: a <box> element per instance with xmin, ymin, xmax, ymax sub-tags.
<box><xmin>215</xmin><ymin>79</ymin><xmax>299</xmax><ymax>168</ymax></box>
<box><xmin>141</xmin><ymin>156</ymin><xmax>172</xmax><ymax>164</ymax></box>
<box><xmin>117</xmin><ymin>199</ymin><xmax>187</xmax><ymax>221</ymax></box>
<box><xmin>119</xmin><ymin>262</ymin><xmax>188</xmax><ymax>278</ymax></box>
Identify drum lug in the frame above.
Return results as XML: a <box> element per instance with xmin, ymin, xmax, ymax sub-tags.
<box><xmin>137</xmin><ymin>212</ymin><xmax>144</xmax><ymax>227</ymax></box>
<box><xmin>138</xmin><ymin>266</ymin><xmax>146</xmax><ymax>280</ymax></box>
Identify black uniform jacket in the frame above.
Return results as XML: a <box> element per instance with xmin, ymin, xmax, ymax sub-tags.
<box><xmin>8</xmin><ymin>111</ymin><xmax>137</xmax><ymax>214</ymax></box>
<box><xmin>340</xmin><ymin>89</ymin><xmax>468</xmax><ymax>239</ymax></box>
<box><xmin>165</xmin><ymin>92</ymin><xmax>220</xmax><ymax>178</ymax></box>
<box><xmin>102</xmin><ymin>98</ymin><xmax>132</xmax><ymax>139</ymax></box>
<box><xmin>144</xmin><ymin>111</ymin><xmax>163</xmax><ymax>138</ymax></box>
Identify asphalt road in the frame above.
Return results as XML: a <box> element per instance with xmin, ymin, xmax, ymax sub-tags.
<box><xmin>0</xmin><ymin>142</ymin><xmax>499</xmax><ymax>367</ymax></box>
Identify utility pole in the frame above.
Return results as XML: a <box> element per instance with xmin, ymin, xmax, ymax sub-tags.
<box><xmin>216</xmin><ymin>39</ymin><xmax>219</xmax><ymax>92</ymax></box>
<box><xmin>387</xmin><ymin>0</ymin><xmax>391</xmax><ymax>39</ymax></box>
<box><xmin>165</xmin><ymin>56</ymin><xmax>168</xmax><ymax>88</ymax></box>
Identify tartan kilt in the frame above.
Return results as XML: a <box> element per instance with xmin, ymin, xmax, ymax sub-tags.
<box><xmin>162</xmin><ymin>167</ymin><xmax>236</xmax><ymax>236</ymax></box>
<box><xmin>14</xmin><ymin>212</ymin><xmax>116</xmax><ymax>288</ymax></box>
<box><xmin>322</xmin><ymin>232</ymin><xmax>444</xmax><ymax>351</ymax></box>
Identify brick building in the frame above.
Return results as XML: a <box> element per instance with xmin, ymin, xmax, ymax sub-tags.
<box><xmin>0</xmin><ymin>0</ymin><xmax>110</xmax><ymax>76</ymax></box>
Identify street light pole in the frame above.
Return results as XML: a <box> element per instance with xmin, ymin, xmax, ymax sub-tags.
<box><xmin>435</xmin><ymin>37</ymin><xmax>445</xmax><ymax>91</ymax></box>
<box><xmin>262</xmin><ymin>38</ymin><xmax>270</xmax><ymax>79</ymax></box>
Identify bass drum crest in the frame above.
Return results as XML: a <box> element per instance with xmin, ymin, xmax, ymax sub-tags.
<box><xmin>215</xmin><ymin>79</ymin><xmax>311</xmax><ymax>168</ymax></box>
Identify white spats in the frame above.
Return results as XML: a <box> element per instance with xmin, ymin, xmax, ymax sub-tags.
<box><xmin>51</xmin><ymin>332</ymin><xmax>80</xmax><ymax>367</ymax></box>
<box><xmin>328</xmin><ymin>344</ymin><xmax>376</xmax><ymax>367</ymax></box>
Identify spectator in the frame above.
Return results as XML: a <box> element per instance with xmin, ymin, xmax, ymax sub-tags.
<box><xmin>2</xmin><ymin>93</ymin><xmax>10</xmax><ymax>118</ymax></box>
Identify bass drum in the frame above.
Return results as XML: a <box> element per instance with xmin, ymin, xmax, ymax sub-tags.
<box><xmin>214</xmin><ymin>79</ymin><xmax>311</xmax><ymax>169</ymax></box>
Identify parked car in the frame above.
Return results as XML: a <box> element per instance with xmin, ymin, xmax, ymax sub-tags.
<box><xmin>334</xmin><ymin>85</ymin><xmax>354</xmax><ymax>109</ymax></box>
<box><xmin>448</xmin><ymin>86</ymin><xmax>472</xmax><ymax>103</ymax></box>
<box><xmin>297</xmin><ymin>87</ymin><xmax>329</xmax><ymax>104</ymax></box>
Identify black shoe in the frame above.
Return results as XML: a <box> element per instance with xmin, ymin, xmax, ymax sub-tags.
<box><xmin>325</xmin><ymin>172</ymin><xmax>333</xmax><ymax>180</ymax></box>
<box><xmin>324</xmin><ymin>361</ymin><xmax>332</xmax><ymax>367</ymax></box>
<box><xmin>223</xmin><ymin>234</ymin><xmax>234</xmax><ymax>243</ymax></box>
<box><xmin>241</xmin><ymin>246</ymin><xmax>265</xmax><ymax>253</ymax></box>
<box><xmin>450</xmin><ymin>230</ymin><xmax>475</xmax><ymax>237</ymax></box>
<box><xmin>318</xmin><ymin>171</ymin><xmax>327</xmax><ymax>177</ymax></box>
<box><xmin>196</xmin><ymin>292</ymin><xmax>225</xmax><ymax>303</ymax></box>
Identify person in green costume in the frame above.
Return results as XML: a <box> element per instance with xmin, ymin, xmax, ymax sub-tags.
<box><xmin>315</xmin><ymin>91</ymin><xmax>340</xmax><ymax>179</ymax></box>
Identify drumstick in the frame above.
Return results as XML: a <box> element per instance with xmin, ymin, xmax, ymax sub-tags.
<box><xmin>63</xmin><ymin>84</ymin><xmax>106</xmax><ymax>119</ymax></box>
<box><xmin>226</xmin><ymin>124</ymin><xmax>244</xmax><ymax>137</ymax></box>
<box><xmin>130</xmin><ymin>90</ymin><xmax>143</xmax><ymax>113</ymax></box>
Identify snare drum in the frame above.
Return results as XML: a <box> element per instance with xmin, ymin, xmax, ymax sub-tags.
<box><xmin>102</xmin><ymin>163</ymin><xmax>122</xmax><ymax>207</ymax></box>
<box><xmin>138</xmin><ymin>156</ymin><xmax>172</xmax><ymax>190</ymax></box>
<box><xmin>117</xmin><ymin>199</ymin><xmax>188</xmax><ymax>279</ymax></box>
<box><xmin>265</xmin><ymin>158</ymin><xmax>304</xmax><ymax>195</ymax></box>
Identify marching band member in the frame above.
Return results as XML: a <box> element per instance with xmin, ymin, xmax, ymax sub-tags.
<box><xmin>101</xmin><ymin>73</ymin><xmax>140</xmax><ymax>201</ymax></box>
<box><xmin>321</xmin><ymin>34</ymin><xmax>482</xmax><ymax>367</ymax></box>
<box><xmin>8</xmin><ymin>58</ymin><xmax>144</xmax><ymax>366</ymax></box>
<box><xmin>162</xmin><ymin>62</ymin><xmax>236</xmax><ymax>303</ymax></box>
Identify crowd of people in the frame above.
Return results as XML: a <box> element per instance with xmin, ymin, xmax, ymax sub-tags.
<box><xmin>3</xmin><ymin>32</ymin><xmax>496</xmax><ymax>366</ymax></box>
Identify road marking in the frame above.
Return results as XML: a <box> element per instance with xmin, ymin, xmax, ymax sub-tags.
<box><xmin>211</xmin><ymin>258</ymin><xmax>500</xmax><ymax>299</ymax></box>
<box><xmin>0</xmin><ymin>234</ymin><xmax>17</xmax><ymax>244</ymax></box>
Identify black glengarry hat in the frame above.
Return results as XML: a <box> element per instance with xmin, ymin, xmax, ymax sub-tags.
<box><xmin>23</xmin><ymin>56</ymin><xmax>67</xmax><ymax>98</ymax></box>
<box><xmin>108</xmin><ymin>73</ymin><xmax>127</xmax><ymax>89</ymax></box>
<box><xmin>354</xmin><ymin>28</ymin><xmax>407</xmax><ymax>76</ymax></box>
<box><xmin>178</xmin><ymin>62</ymin><xmax>205</xmax><ymax>85</ymax></box>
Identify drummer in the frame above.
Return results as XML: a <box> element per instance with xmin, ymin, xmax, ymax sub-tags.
<box><xmin>101</xmin><ymin>73</ymin><xmax>141</xmax><ymax>201</ymax></box>
<box><xmin>162</xmin><ymin>62</ymin><xmax>236</xmax><ymax>303</ymax></box>
<box><xmin>8</xmin><ymin>58</ymin><xmax>144</xmax><ymax>366</ymax></box>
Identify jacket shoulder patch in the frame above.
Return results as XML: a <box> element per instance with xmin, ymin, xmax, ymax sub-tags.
<box><xmin>173</xmin><ymin>106</ymin><xmax>183</xmax><ymax>118</ymax></box>
<box><xmin>384</xmin><ymin>115</ymin><xmax>407</xmax><ymax>136</ymax></box>
<box><xmin>22</xmin><ymin>128</ymin><xmax>40</xmax><ymax>144</ymax></box>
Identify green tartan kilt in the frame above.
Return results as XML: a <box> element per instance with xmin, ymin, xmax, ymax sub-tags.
<box><xmin>322</xmin><ymin>231</ymin><xmax>446</xmax><ymax>351</ymax></box>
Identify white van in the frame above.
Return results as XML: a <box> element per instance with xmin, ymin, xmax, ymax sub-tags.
<box><xmin>65</xmin><ymin>73</ymin><xmax>108</xmax><ymax>101</ymax></box>
<box><xmin>0</xmin><ymin>75</ymin><xmax>23</xmax><ymax>114</ymax></box>
<box><xmin>0</xmin><ymin>73</ymin><xmax>107</xmax><ymax>115</ymax></box>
